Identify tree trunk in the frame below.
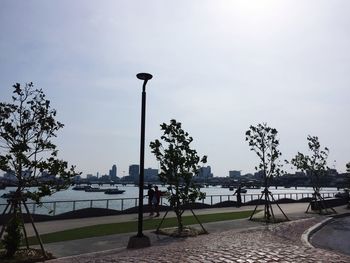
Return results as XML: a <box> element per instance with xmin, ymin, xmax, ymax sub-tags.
<box><xmin>263</xmin><ymin>187</ymin><xmax>271</xmax><ymax>221</ymax></box>
<box><xmin>3</xmin><ymin>198</ymin><xmax>22</xmax><ymax>258</ymax></box>
<box><xmin>175</xmin><ymin>206</ymin><xmax>183</xmax><ymax>233</ymax></box>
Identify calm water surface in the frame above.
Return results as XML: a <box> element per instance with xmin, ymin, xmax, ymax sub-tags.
<box><xmin>0</xmin><ymin>185</ymin><xmax>339</xmax><ymax>215</ymax></box>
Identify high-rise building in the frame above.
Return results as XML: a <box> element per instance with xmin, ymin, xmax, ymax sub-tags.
<box><xmin>109</xmin><ymin>164</ymin><xmax>117</xmax><ymax>180</ymax></box>
<box><xmin>144</xmin><ymin>168</ymin><xmax>158</xmax><ymax>181</ymax></box>
<box><xmin>129</xmin><ymin>164</ymin><xmax>140</xmax><ymax>181</ymax></box>
<box><xmin>198</xmin><ymin>166</ymin><xmax>213</xmax><ymax>179</ymax></box>
<box><xmin>254</xmin><ymin>170</ymin><xmax>264</xmax><ymax>180</ymax></box>
<box><xmin>86</xmin><ymin>174</ymin><xmax>94</xmax><ymax>180</ymax></box>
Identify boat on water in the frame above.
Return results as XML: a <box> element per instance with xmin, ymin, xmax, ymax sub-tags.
<box><xmin>85</xmin><ymin>187</ymin><xmax>106</xmax><ymax>192</ymax></box>
<box><xmin>72</xmin><ymin>185</ymin><xmax>92</xmax><ymax>191</ymax></box>
<box><xmin>104</xmin><ymin>188</ymin><xmax>125</xmax><ymax>195</ymax></box>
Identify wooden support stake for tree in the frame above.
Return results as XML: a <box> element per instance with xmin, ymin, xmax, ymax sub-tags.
<box><xmin>189</xmin><ymin>208</ymin><xmax>207</xmax><ymax>234</ymax></box>
<box><xmin>156</xmin><ymin>208</ymin><xmax>170</xmax><ymax>233</ymax></box>
<box><xmin>0</xmin><ymin>201</ymin><xmax>13</xmax><ymax>239</ymax></box>
<box><xmin>1</xmin><ymin>201</ymin><xmax>11</xmax><ymax>217</ymax></box>
<box><xmin>249</xmin><ymin>191</ymin><xmax>264</xmax><ymax>220</ymax></box>
<box><xmin>22</xmin><ymin>200</ymin><xmax>48</xmax><ymax>259</ymax></box>
<box><xmin>267</xmin><ymin>192</ymin><xmax>275</xmax><ymax>222</ymax></box>
<box><xmin>269</xmin><ymin>192</ymin><xmax>289</xmax><ymax>221</ymax></box>
<box><xmin>249</xmin><ymin>189</ymin><xmax>288</xmax><ymax>223</ymax></box>
<box><xmin>305</xmin><ymin>201</ymin><xmax>312</xmax><ymax>213</ymax></box>
<box><xmin>306</xmin><ymin>191</ymin><xmax>336</xmax><ymax>215</ymax></box>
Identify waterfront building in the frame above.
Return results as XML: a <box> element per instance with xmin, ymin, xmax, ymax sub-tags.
<box><xmin>100</xmin><ymin>174</ymin><xmax>110</xmax><ymax>181</ymax></box>
<box><xmin>144</xmin><ymin>168</ymin><xmax>158</xmax><ymax>181</ymax></box>
<box><xmin>254</xmin><ymin>170</ymin><xmax>264</xmax><ymax>180</ymax></box>
<box><xmin>229</xmin><ymin>170</ymin><xmax>241</xmax><ymax>179</ymax></box>
<box><xmin>198</xmin><ymin>166</ymin><xmax>213</xmax><ymax>179</ymax></box>
<box><xmin>129</xmin><ymin>164</ymin><xmax>139</xmax><ymax>181</ymax></box>
<box><xmin>109</xmin><ymin>164</ymin><xmax>118</xmax><ymax>181</ymax></box>
<box><xmin>242</xmin><ymin>173</ymin><xmax>254</xmax><ymax>179</ymax></box>
<box><xmin>86</xmin><ymin>174</ymin><xmax>98</xmax><ymax>181</ymax></box>
<box><xmin>39</xmin><ymin>171</ymin><xmax>56</xmax><ymax>181</ymax></box>
<box><xmin>74</xmin><ymin>175</ymin><xmax>81</xmax><ymax>181</ymax></box>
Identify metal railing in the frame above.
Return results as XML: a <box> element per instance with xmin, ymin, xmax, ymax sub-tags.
<box><xmin>0</xmin><ymin>192</ymin><xmax>338</xmax><ymax>216</ymax></box>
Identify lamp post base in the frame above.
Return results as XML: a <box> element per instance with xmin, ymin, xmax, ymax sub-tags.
<box><xmin>127</xmin><ymin>235</ymin><xmax>151</xmax><ymax>249</ymax></box>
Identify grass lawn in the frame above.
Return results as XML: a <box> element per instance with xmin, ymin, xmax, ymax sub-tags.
<box><xmin>26</xmin><ymin>210</ymin><xmax>257</xmax><ymax>245</ymax></box>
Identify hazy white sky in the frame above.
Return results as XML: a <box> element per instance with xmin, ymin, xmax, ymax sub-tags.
<box><xmin>0</xmin><ymin>0</ymin><xmax>349</xmax><ymax>177</ymax></box>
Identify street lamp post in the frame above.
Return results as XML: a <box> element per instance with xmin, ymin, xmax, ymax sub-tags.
<box><xmin>127</xmin><ymin>72</ymin><xmax>153</xmax><ymax>249</ymax></box>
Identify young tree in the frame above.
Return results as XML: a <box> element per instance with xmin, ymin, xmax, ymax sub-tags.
<box><xmin>245</xmin><ymin>123</ymin><xmax>288</xmax><ymax>222</ymax></box>
<box><xmin>150</xmin><ymin>119</ymin><xmax>207</xmax><ymax>234</ymax></box>
<box><xmin>289</xmin><ymin>135</ymin><xmax>335</xmax><ymax>214</ymax></box>
<box><xmin>0</xmin><ymin>83</ymin><xmax>78</xmax><ymax>258</ymax></box>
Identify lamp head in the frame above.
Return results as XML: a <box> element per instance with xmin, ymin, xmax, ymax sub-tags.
<box><xmin>136</xmin><ymin>73</ymin><xmax>153</xmax><ymax>81</ymax></box>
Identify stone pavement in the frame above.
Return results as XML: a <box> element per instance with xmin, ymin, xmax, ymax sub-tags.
<box><xmin>48</xmin><ymin>217</ymin><xmax>350</xmax><ymax>263</ymax></box>
<box><xmin>40</xmin><ymin>217</ymin><xmax>263</xmax><ymax>258</ymax></box>
<box><xmin>45</xmin><ymin>204</ymin><xmax>350</xmax><ymax>263</ymax></box>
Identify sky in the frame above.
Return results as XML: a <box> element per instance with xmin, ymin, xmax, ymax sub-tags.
<box><xmin>0</xmin><ymin>0</ymin><xmax>349</xmax><ymax>177</ymax></box>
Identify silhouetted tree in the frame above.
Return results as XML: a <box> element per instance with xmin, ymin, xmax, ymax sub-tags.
<box><xmin>245</xmin><ymin>123</ymin><xmax>288</xmax><ymax>222</ymax></box>
<box><xmin>150</xmin><ymin>119</ymin><xmax>207</xmax><ymax>234</ymax></box>
<box><xmin>289</xmin><ymin>135</ymin><xmax>335</xmax><ymax>214</ymax></box>
<box><xmin>347</xmin><ymin>162</ymin><xmax>350</xmax><ymax>173</ymax></box>
<box><xmin>0</xmin><ymin>83</ymin><xmax>78</xmax><ymax>258</ymax></box>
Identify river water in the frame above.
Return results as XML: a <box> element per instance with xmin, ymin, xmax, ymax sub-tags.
<box><xmin>0</xmin><ymin>185</ymin><xmax>339</xmax><ymax>215</ymax></box>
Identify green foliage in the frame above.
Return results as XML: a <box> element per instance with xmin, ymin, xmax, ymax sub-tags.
<box><xmin>346</xmin><ymin>162</ymin><xmax>350</xmax><ymax>188</ymax></box>
<box><xmin>2</xmin><ymin>208</ymin><xmax>22</xmax><ymax>257</ymax></box>
<box><xmin>0</xmin><ymin>83</ymin><xmax>79</xmax><ymax>202</ymax></box>
<box><xmin>245</xmin><ymin>123</ymin><xmax>283</xmax><ymax>187</ymax></box>
<box><xmin>289</xmin><ymin>136</ymin><xmax>329</xmax><ymax>192</ymax></box>
<box><xmin>0</xmin><ymin>82</ymin><xmax>79</xmax><ymax>256</ymax></box>
<box><xmin>150</xmin><ymin>119</ymin><xmax>207</xmax><ymax>230</ymax></box>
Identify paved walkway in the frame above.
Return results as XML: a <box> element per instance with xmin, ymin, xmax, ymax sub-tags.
<box><xmin>25</xmin><ymin>206</ymin><xmax>256</xmax><ymax>236</ymax></box>
<box><xmin>28</xmin><ymin>203</ymin><xmax>350</xmax><ymax>262</ymax></box>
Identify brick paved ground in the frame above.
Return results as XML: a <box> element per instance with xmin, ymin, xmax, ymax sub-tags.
<box><xmin>49</xmin><ymin>217</ymin><xmax>350</xmax><ymax>263</ymax></box>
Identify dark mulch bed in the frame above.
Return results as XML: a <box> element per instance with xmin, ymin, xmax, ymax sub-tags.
<box><xmin>0</xmin><ymin>248</ymin><xmax>54</xmax><ymax>263</ymax></box>
<box><xmin>155</xmin><ymin>226</ymin><xmax>207</xmax><ymax>237</ymax></box>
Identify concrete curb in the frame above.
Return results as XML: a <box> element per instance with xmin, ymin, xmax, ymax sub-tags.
<box><xmin>301</xmin><ymin>210</ymin><xmax>350</xmax><ymax>248</ymax></box>
<box><xmin>301</xmin><ymin>217</ymin><xmax>332</xmax><ymax>248</ymax></box>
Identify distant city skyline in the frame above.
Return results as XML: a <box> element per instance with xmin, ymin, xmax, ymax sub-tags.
<box><xmin>0</xmin><ymin>1</ymin><xmax>349</xmax><ymax>177</ymax></box>
<box><xmin>0</xmin><ymin>163</ymin><xmax>347</xmax><ymax>181</ymax></box>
